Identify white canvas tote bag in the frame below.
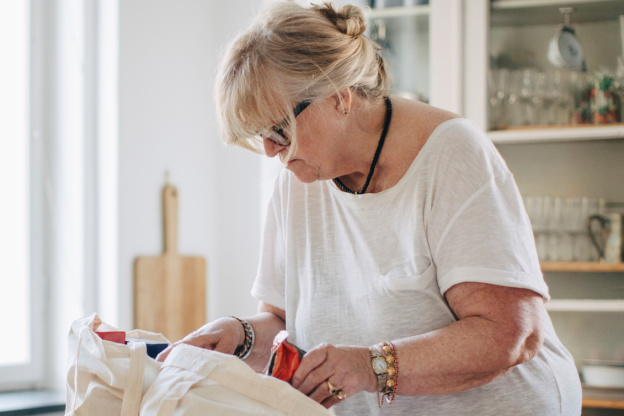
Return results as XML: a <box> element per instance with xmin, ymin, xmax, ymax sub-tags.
<box><xmin>140</xmin><ymin>343</ymin><xmax>334</xmax><ymax>416</ymax></box>
<box><xmin>65</xmin><ymin>313</ymin><xmax>170</xmax><ymax>416</ymax></box>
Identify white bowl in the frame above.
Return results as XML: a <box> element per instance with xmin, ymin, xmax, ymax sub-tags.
<box><xmin>581</xmin><ymin>361</ymin><xmax>624</xmax><ymax>388</ymax></box>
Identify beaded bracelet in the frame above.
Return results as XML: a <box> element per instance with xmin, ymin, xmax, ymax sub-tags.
<box><xmin>371</xmin><ymin>341</ymin><xmax>399</xmax><ymax>407</ymax></box>
<box><xmin>230</xmin><ymin>316</ymin><xmax>255</xmax><ymax>360</ymax></box>
<box><xmin>383</xmin><ymin>341</ymin><xmax>399</xmax><ymax>404</ymax></box>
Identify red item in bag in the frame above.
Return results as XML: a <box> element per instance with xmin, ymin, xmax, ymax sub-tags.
<box><xmin>95</xmin><ymin>331</ymin><xmax>126</xmax><ymax>344</ymax></box>
<box><xmin>266</xmin><ymin>330</ymin><xmax>306</xmax><ymax>383</ymax></box>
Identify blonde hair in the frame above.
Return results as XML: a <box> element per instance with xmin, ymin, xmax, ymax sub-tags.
<box><xmin>215</xmin><ymin>1</ymin><xmax>392</xmax><ymax>153</ymax></box>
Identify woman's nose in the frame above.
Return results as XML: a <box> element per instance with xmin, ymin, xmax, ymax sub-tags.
<box><xmin>263</xmin><ymin>138</ymin><xmax>282</xmax><ymax>158</ymax></box>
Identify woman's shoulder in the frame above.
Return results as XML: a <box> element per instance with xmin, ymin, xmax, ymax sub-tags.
<box><xmin>392</xmin><ymin>99</ymin><xmax>509</xmax><ymax>180</ymax></box>
<box><xmin>390</xmin><ymin>98</ymin><xmax>461</xmax><ymax>153</ymax></box>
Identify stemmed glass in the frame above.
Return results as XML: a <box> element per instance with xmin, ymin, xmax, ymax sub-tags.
<box><xmin>516</xmin><ymin>68</ymin><xmax>538</xmax><ymax>126</ymax></box>
<box><xmin>556</xmin><ymin>71</ymin><xmax>573</xmax><ymax>125</ymax></box>
<box><xmin>542</xmin><ymin>71</ymin><xmax>564</xmax><ymax>125</ymax></box>
<box><xmin>488</xmin><ymin>68</ymin><xmax>511</xmax><ymax>129</ymax></box>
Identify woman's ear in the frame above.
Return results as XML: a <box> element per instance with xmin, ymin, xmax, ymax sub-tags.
<box><xmin>332</xmin><ymin>88</ymin><xmax>353</xmax><ymax>116</ymax></box>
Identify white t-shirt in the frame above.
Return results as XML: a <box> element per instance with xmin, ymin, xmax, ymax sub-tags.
<box><xmin>252</xmin><ymin>118</ymin><xmax>582</xmax><ymax>415</ymax></box>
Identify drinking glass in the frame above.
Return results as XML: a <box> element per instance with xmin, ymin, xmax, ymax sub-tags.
<box><xmin>541</xmin><ymin>71</ymin><xmax>564</xmax><ymax>125</ymax></box>
<box><xmin>556</xmin><ymin>70</ymin><xmax>573</xmax><ymax>125</ymax></box>
<box><xmin>545</xmin><ymin>196</ymin><xmax>562</xmax><ymax>261</ymax></box>
<box><xmin>532</xmin><ymin>71</ymin><xmax>548</xmax><ymax>125</ymax></box>
<box><xmin>495</xmin><ymin>68</ymin><xmax>511</xmax><ymax>129</ymax></box>
<box><xmin>507</xmin><ymin>70</ymin><xmax>522</xmax><ymax>127</ymax></box>
<box><xmin>573</xmin><ymin>197</ymin><xmax>593</xmax><ymax>262</ymax></box>
<box><xmin>524</xmin><ymin>196</ymin><xmax>547</xmax><ymax>260</ymax></box>
<box><xmin>560</xmin><ymin>197</ymin><xmax>581</xmax><ymax>261</ymax></box>
<box><xmin>516</xmin><ymin>68</ymin><xmax>540</xmax><ymax>126</ymax></box>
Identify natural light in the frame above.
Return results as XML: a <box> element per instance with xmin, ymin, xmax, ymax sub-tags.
<box><xmin>0</xmin><ymin>0</ymin><xmax>30</xmax><ymax>367</ymax></box>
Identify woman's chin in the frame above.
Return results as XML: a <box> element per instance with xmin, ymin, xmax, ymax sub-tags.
<box><xmin>287</xmin><ymin>163</ymin><xmax>318</xmax><ymax>184</ymax></box>
<box><xmin>291</xmin><ymin>172</ymin><xmax>317</xmax><ymax>184</ymax></box>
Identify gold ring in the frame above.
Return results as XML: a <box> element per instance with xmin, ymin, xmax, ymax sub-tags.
<box><xmin>335</xmin><ymin>390</ymin><xmax>347</xmax><ymax>400</ymax></box>
<box><xmin>327</xmin><ymin>381</ymin><xmax>347</xmax><ymax>401</ymax></box>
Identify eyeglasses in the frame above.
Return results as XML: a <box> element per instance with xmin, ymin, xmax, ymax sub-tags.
<box><xmin>259</xmin><ymin>100</ymin><xmax>311</xmax><ymax>147</ymax></box>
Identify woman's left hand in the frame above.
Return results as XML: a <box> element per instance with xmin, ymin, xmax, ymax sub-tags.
<box><xmin>291</xmin><ymin>343</ymin><xmax>375</xmax><ymax>408</ymax></box>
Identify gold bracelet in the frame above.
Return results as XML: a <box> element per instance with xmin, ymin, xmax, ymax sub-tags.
<box><xmin>381</xmin><ymin>341</ymin><xmax>398</xmax><ymax>405</ymax></box>
<box><xmin>370</xmin><ymin>342</ymin><xmax>398</xmax><ymax>407</ymax></box>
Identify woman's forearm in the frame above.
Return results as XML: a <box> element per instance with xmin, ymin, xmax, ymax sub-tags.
<box><xmin>392</xmin><ymin>312</ymin><xmax>543</xmax><ymax>396</ymax></box>
<box><xmin>393</xmin><ymin>320</ymin><xmax>508</xmax><ymax>395</ymax></box>
<box><xmin>242</xmin><ymin>309</ymin><xmax>286</xmax><ymax>372</ymax></box>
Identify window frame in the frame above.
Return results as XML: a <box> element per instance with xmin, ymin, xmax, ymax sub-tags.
<box><xmin>0</xmin><ymin>0</ymin><xmax>45</xmax><ymax>391</ymax></box>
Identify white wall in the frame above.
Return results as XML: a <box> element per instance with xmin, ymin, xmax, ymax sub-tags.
<box><xmin>117</xmin><ymin>0</ymin><xmax>275</xmax><ymax>331</ymax></box>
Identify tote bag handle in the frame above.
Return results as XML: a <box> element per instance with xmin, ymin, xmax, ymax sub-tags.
<box><xmin>120</xmin><ymin>342</ymin><xmax>147</xmax><ymax>416</ymax></box>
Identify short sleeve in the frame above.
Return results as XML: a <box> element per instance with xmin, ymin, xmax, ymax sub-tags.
<box><xmin>425</xmin><ymin>123</ymin><xmax>549</xmax><ymax>300</ymax></box>
<box><xmin>251</xmin><ymin>175</ymin><xmax>287</xmax><ymax>310</ymax></box>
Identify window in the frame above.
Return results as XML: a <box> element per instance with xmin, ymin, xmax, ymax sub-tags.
<box><xmin>0</xmin><ymin>0</ymin><xmax>44</xmax><ymax>389</ymax></box>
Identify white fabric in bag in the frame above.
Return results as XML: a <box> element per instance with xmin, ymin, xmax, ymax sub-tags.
<box><xmin>140</xmin><ymin>343</ymin><xmax>334</xmax><ymax>416</ymax></box>
<box><xmin>65</xmin><ymin>313</ymin><xmax>170</xmax><ymax>416</ymax></box>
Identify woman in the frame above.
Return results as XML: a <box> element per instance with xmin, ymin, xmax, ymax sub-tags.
<box><xmin>157</xmin><ymin>2</ymin><xmax>582</xmax><ymax>414</ymax></box>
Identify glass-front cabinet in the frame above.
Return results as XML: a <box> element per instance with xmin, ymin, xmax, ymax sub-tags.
<box><xmin>470</xmin><ymin>0</ymin><xmax>624</xmax><ymax>143</ymax></box>
<box><xmin>474</xmin><ymin>1</ymin><xmax>624</xmax><ymax>413</ymax></box>
<box><xmin>368</xmin><ymin>4</ymin><xmax>430</xmax><ymax>102</ymax></box>
<box><xmin>364</xmin><ymin>0</ymin><xmax>465</xmax><ymax>112</ymax></box>
<box><xmin>368</xmin><ymin>0</ymin><xmax>624</xmax><ymax>412</ymax></box>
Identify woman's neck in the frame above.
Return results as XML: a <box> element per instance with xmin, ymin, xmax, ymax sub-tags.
<box><xmin>334</xmin><ymin>96</ymin><xmax>391</xmax><ymax>193</ymax></box>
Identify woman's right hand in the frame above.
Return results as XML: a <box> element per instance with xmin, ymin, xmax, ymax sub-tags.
<box><xmin>155</xmin><ymin>316</ymin><xmax>244</xmax><ymax>362</ymax></box>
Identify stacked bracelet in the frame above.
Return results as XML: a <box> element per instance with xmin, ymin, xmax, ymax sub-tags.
<box><xmin>230</xmin><ymin>316</ymin><xmax>255</xmax><ymax>360</ymax></box>
<box><xmin>383</xmin><ymin>341</ymin><xmax>399</xmax><ymax>404</ymax></box>
<box><xmin>370</xmin><ymin>341</ymin><xmax>399</xmax><ymax>407</ymax></box>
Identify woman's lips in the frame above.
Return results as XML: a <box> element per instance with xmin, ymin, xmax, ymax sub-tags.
<box><xmin>286</xmin><ymin>159</ymin><xmax>298</xmax><ymax>168</ymax></box>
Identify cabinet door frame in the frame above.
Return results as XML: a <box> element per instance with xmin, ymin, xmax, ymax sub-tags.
<box><xmin>430</xmin><ymin>0</ymin><xmax>467</xmax><ymax>115</ymax></box>
<box><xmin>461</xmin><ymin>0</ymin><xmax>489</xmax><ymax>130</ymax></box>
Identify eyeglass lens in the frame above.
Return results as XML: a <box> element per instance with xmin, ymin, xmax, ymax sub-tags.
<box><xmin>261</xmin><ymin>100</ymin><xmax>311</xmax><ymax>147</ymax></box>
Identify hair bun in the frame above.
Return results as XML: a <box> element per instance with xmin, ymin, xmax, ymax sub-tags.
<box><xmin>315</xmin><ymin>2</ymin><xmax>367</xmax><ymax>37</ymax></box>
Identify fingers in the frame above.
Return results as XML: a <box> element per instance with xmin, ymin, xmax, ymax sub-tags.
<box><xmin>155</xmin><ymin>318</ymin><xmax>242</xmax><ymax>362</ymax></box>
<box><xmin>321</xmin><ymin>395</ymin><xmax>342</xmax><ymax>409</ymax></box>
<box><xmin>321</xmin><ymin>385</ymin><xmax>346</xmax><ymax>409</ymax></box>
<box><xmin>291</xmin><ymin>343</ymin><xmax>371</xmax><ymax>408</ymax></box>
<box><xmin>310</xmin><ymin>380</ymin><xmax>348</xmax><ymax>409</ymax></box>
<box><xmin>291</xmin><ymin>344</ymin><xmax>351</xmax><ymax>407</ymax></box>
<box><xmin>292</xmin><ymin>343</ymin><xmax>333</xmax><ymax>394</ymax></box>
<box><xmin>155</xmin><ymin>334</ymin><xmax>208</xmax><ymax>362</ymax></box>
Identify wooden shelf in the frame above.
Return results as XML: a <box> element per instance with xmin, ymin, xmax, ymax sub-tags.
<box><xmin>489</xmin><ymin>125</ymin><xmax>624</xmax><ymax>144</ymax></box>
<box><xmin>583</xmin><ymin>386</ymin><xmax>624</xmax><ymax>409</ymax></box>
<box><xmin>541</xmin><ymin>262</ymin><xmax>624</xmax><ymax>272</ymax></box>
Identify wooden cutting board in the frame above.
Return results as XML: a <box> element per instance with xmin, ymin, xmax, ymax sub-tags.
<box><xmin>134</xmin><ymin>183</ymin><xmax>206</xmax><ymax>342</ymax></box>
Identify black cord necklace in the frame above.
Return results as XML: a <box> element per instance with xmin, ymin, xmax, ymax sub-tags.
<box><xmin>333</xmin><ymin>96</ymin><xmax>392</xmax><ymax>195</ymax></box>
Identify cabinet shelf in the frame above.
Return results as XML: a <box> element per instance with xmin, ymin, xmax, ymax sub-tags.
<box><xmin>546</xmin><ymin>299</ymin><xmax>624</xmax><ymax>312</ymax></box>
<box><xmin>491</xmin><ymin>0</ymin><xmax>624</xmax><ymax>27</ymax></box>
<box><xmin>541</xmin><ymin>262</ymin><xmax>624</xmax><ymax>272</ymax></box>
<box><xmin>583</xmin><ymin>386</ymin><xmax>624</xmax><ymax>409</ymax></box>
<box><xmin>489</xmin><ymin>125</ymin><xmax>624</xmax><ymax>144</ymax></box>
